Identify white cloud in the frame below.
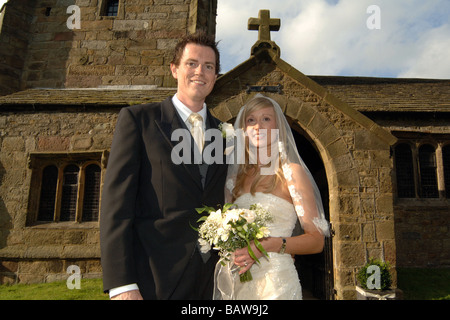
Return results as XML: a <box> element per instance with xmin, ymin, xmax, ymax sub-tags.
<box><xmin>398</xmin><ymin>24</ymin><xmax>450</xmax><ymax>78</ymax></box>
<box><xmin>216</xmin><ymin>0</ymin><xmax>450</xmax><ymax>78</ymax></box>
<box><xmin>279</xmin><ymin>0</ymin><xmax>369</xmax><ymax>75</ymax></box>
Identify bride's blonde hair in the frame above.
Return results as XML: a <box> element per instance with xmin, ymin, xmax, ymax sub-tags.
<box><xmin>232</xmin><ymin>97</ymin><xmax>287</xmax><ymax>201</ymax></box>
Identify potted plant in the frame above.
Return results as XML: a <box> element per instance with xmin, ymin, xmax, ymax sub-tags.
<box><xmin>356</xmin><ymin>258</ymin><xmax>398</xmax><ymax>300</ymax></box>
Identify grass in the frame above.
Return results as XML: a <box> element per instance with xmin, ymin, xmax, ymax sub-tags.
<box><xmin>397</xmin><ymin>268</ymin><xmax>450</xmax><ymax>300</ymax></box>
<box><xmin>0</xmin><ymin>278</ymin><xmax>108</xmax><ymax>300</ymax></box>
<box><xmin>0</xmin><ymin>268</ymin><xmax>448</xmax><ymax>300</ymax></box>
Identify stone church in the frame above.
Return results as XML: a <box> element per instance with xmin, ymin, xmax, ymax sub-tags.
<box><xmin>0</xmin><ymin>0</ymin><xmax>449</xmax><ymax>300</ymax></box>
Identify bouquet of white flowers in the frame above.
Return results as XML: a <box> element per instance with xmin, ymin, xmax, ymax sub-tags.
<box><xmin>195</xmin><ymin>203</ymin><xmax>272</xmax><ymax>282</ymax></box>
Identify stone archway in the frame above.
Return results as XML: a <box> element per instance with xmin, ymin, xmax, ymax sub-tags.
<box><xmin>283</xmin><ymin>95</ymin><xmax>355</xmax><ymax>300</ymax></box>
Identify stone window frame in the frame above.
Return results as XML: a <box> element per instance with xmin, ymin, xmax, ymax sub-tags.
<box><xmin>26</xmin><ymin>151</ymin><xmax>108</xmax><ymax>226</ymax></box>
<box><xmin>393</xmin><ymin>140</ymin><xmax>450</xmax><ymax>200</ymax></box>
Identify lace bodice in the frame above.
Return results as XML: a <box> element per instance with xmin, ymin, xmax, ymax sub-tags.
<box><xmin>234</xmin><ymin>192</ymin><xmax>298</xmax><ymax>238</ymax></box>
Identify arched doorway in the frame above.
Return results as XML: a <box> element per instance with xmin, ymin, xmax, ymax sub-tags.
<box><xmin>291</xmin><ymin>124</ymin><xmax>334</xmax><ymax>300</ymax></box>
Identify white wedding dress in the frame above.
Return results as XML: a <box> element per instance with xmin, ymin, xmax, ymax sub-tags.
<box><xmin>229</xmin><ymin>192</ymin><xmax>303</xmax><ymax>300</ymax></box>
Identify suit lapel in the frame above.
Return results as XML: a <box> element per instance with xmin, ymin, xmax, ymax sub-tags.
<box><xmin>154</xmin><ymin>97</ymin><xmax>226</xmax><ymax>191</ymax></box>
<box><xmin>155</xmin><ymin>97</ymin><xmax>182</xmax><ymax>148</ymax></box>
<box><xmin>203</xmin><ymin>110</ymin><xmax>225</xmax><ymax>189</ymax></box>
<box><xmin>154</xmin><ymin>97</ymin><xmax>203</xmax><ymax>190</ymax></box>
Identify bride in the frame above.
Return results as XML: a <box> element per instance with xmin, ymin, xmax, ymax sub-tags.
<box><xmin>214</xmin><ymin>94</ymin><xmax>330</xmax><ymax>300</ymax></box>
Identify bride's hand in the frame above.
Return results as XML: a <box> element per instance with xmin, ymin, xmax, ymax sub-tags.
<box><xmin>233</xmin><ymin>237</ymin><xmax>286</xmax><ymax>274</ymax></box>
<box><xmin>233</xmin><ymin>247</ymin><xmax>256</xmax><ymax>274</ymax></box>
<box><xmin>233</xmin><ymin>238</ymin><xmax>268</xmax><ymax>274</ymax></box>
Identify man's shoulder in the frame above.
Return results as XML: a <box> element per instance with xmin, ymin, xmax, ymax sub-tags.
<box><xmin>125</xmin><ymin>97</ymin><xmax>172</xmax><ymax>115</ymax></box>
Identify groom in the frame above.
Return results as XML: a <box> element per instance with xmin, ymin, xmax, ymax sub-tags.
<box><xmin>100</xmin><ymin>32</ymin><xmax>227</xmax><ymax>300</ymax></box>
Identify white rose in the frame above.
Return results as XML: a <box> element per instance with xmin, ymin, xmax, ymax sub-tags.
<box><xmin>220</xmin><ymin>122</ymin><xmax>235</xmax><ymax>140</ymax></box>
<box><xmin>241</xmin><ymin>209</ymin><xmax>256</xmax><ymax>223</ymax></box>
<box><xmin>209</xmin><ymin>209</ymin><xmax>222</xmax><ymax>222</ymax></box>
<box><xmin>198</xmin><ymin>238</ymin><xmax>211</xmax><ymax>253</ymax></box>
<box><xmin>224</xmin><ymin>209</ymin><xmax>240</xmax><ymax>223</ymax></box>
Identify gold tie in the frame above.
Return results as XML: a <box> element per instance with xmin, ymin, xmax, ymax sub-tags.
<box><xmin>188</xmin><ymin>112</ymin><xmax>204</xmax><ymax>153</ymax></box>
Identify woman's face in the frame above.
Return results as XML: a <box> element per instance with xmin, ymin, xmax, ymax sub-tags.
<box><xmin>245</xmin><ymin>106</ymin><xmax>278</xmax><ymax>148</ymax></box>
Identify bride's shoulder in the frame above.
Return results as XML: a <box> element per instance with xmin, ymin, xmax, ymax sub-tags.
<box><xmin>285</xmin><ymin>162</ymin><xmax>302</xmax><ymax>170</ymax></box>
<box><xmin>283</xmin><ymin>162</ymin><xmax>306</xmax><ymax>177</ymax></box>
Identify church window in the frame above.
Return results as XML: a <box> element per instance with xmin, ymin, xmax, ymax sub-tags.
<box><xmin>37</xmin><ymin>165</ymin><xmax>58</xmax><ymax>221</ymax></box>
<box><xmin>394</xmin><ymin>143</ymin><xmax>416</xmax><ymax>198</ymax></box>
<box><xmin>82</xmin><ymin>164</ymin><xmax>101</xmax><ymax>221</ymax></box>
<box><xmin>103</xmin><ymin>0</ymin><xmax>119</xmax><ymax>17</ymax></box>
<box><xmin>443</xmin><ymin>145</ymin><xmax>450</xmax><ymax>198</ymax></box>
<box><xmin>28</xmin><ymin>152</ymin><xmax>106</xmax><ymax>226</ymax></box>
<box><xmin>60</xmin><ymin>164</ymin><xmax>80</xmax><ymax>221</ymax></box>
<box><xmin>418</xmin><ymin>144</ymin><xmax>439</xmax><ymax>198</ymax></box>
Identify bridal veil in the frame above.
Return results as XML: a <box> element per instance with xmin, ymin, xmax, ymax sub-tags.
<box><xmin>224</xmin><ymin>93</ymin><xmax>330</xmax><ymax>237</ymax></box>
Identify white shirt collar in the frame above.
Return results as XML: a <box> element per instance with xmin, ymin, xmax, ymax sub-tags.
<box><xmin>171</xmin><ymin>94</ymin><xmax>207</xmax><ymax>127</ymax></box>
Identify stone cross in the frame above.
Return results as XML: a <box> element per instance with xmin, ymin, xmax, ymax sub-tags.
<box><xmin>248</xmin><ymin>10</ymin><xmax>281</xmax><ymax>42</ymax></box>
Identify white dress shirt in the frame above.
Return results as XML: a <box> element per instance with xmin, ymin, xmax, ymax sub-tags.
<box><xmin>172</xmin><ymin>93</ymin><xmax>207</xmax><ymax>132</ymax></box>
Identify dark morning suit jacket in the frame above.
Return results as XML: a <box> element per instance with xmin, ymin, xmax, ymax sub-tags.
<box><xmin>100</xmin><ymin>97</ymin><xmax>227</xmax><ymax>299</ymax></box>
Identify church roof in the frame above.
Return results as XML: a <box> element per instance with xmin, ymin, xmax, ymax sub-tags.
<box><xmin>0</xmin><ymin>75</ymin><xmax>448</xmax><ymax>114</ymax></box>
<box><xmin>0</xmin><ymin>87</ymin><xmax>177</xmax><ymax>110</ymax></box>
<box><xmin>312</xmin><ymin>76</ymin><xmax>450</xmax><ymax>113</ymax></box>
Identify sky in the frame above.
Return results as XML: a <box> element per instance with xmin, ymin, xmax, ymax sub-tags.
<box><xmin>0</xmin><ymin>0</ymin><xmax>449</xmax><ymax>79</ymax></box>
<box><xmin>216</xmin><ymin>0</ymin><xmax>450</xmax><ymax>79</ymax></box>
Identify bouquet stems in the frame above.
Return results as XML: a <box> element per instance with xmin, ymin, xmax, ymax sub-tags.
<box><xmin>240</xmin><ymin>270</ymin><xmax>253</xmax><ymax>282</ymax></box>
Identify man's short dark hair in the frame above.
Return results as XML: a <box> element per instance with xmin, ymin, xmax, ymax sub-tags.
<box><xmin>171</xmin><ymin>31</ymin><xmax>221</xmax><ymax>75</ymax></box>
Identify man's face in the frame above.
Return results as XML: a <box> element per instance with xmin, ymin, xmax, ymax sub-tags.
<box><xmin>170</xmin><ymin>43</ymin><xmax>218</xmax><ymax>111</ymax></box>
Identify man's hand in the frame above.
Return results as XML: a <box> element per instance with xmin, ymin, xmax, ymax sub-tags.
<box><xmin>111</xmin><ymin>289</ymin><xmax>143</xmax><ymax>300</ymax></box>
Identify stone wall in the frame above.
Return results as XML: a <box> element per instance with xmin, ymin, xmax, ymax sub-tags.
<box><xmin>0</xmin><ymin>0</ymin><xmax>34</xmax><ymax>95</ymax></box>
<box><xmin>0</xmin><ymin>0</ymin><xmax>218</xmax><ymax>94</ymax></box>
<box><xmin>372</xmin><ymin>113</ymin><xmax>450</xmax><ymax>268</ymax></box>
<box><xmin>63</xmin><ymin>0</ymin><xmax>189</xmax><ymax>89</ymax></box>
<box><xmin>1</xmin><ymin>258</ymin><xmax>102</xmax><ymax>285</ymax></box>
<box><xmin>395</xmin><ymin>202</ymin><xmax>450</xmax><ymax>267</ymax></box>
<box><xmin>0</xmin><ymin>107</ymin><xmax>119</xmax><ymax>284</ymax></box>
